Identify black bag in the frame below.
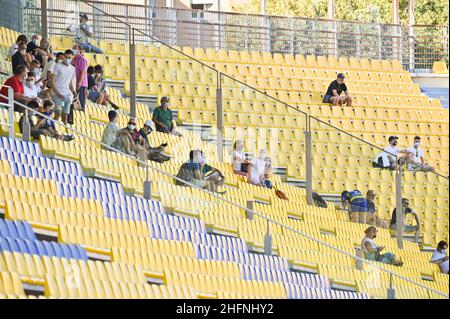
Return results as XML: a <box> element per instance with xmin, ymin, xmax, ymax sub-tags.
<box><xmin>312</xmin><ymin>192</ymin><xmax>328</xmax><ymax>208</ymax></box>
<box><xmin>67</xmin><ymin>103</ymin><xmax>75</xmax><ymax>125</ymax></box>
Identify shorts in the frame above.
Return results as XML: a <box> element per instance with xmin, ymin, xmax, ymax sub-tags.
<box><xmin>52</xmin><ymin>94</ymin><xmax>72</xmax><ymax>114</ymax></box>
<box><xmin>409</xmin><ymin>162</ymin><xmax>433</xmax><ymax>172</ymax></box>
<box><xmin>88</xmin><ymin>90</ymin><xmax>101</xmax><ymax>102</ymax></box>
<box><xmin>191</xmin><ymin>179</ymin><xmax>209</xmax><ymax>189</ymax></box>
<box><xmin>391</xmin><ymin>224</ymin><xmax>418</xmax><ymax>233</ymax></box>
<box><xmin>323</xmin><ymin>95</ymin><xmax>332</xmax><ymax>103</ymax></box>
<box><xmin>31</xmin><ymin>128</ymin><xmax>47</xmax><ymax>140</ymax></box>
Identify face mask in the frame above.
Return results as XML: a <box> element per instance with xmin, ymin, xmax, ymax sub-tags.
<box><xmin>128</xmin><ymin>124</ymin><xmax>136</xmax><ymax>130</ymax></box>
<box><xmin>26</xmin><ymin>81</ymin><xmax>35</xmax><ymax>87</ymax></box>
<box><xmin>64</xmin><ymin>58</ymin><xmax>72</xmax><ymax>65</ymax></box>
<box><xmin>414</xmin><ymin>142</ymin><xmax>420</xmax><ymax>147</ymax></box>
<box><xmin>33</xmin><ymin>38</ymin><xmax>39</xmax><ymax>45</ymax></box>
<box><xmin>259</xmin><ymin>152</ymin><xmax>266</xmax><ymax>160</ymax></box>
<box><xmin>72</xmin><ymin>49</ymin><xmax>79</xmax><ymax>55</ymax></box>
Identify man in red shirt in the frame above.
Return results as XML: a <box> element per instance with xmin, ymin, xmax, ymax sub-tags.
<box><xmin>0</xmin><ymin>65</ymin><xmax>36</xmax><ymax>112</ymax></box>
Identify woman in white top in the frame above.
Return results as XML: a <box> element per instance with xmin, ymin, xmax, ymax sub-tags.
<box><xmin>361</xmin><ymin>226</ymin><xmax>403</xmax><ymax>266</ymax></box>
<box><xmin>249</xmin><ymin>149</ymin><xmax>267</xmax><ymax>187</ymax></box>
<box><xmin>431</xmin><ymin>241</ymin><xmax>449</xmax><ymax>274</ymax></box>
<box><xmin>231</xmin><ymin>140</ymin><xmax>252</xmax><ymax>182</ymax></box>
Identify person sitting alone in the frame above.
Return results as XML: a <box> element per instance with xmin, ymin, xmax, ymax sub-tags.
<box><xmin>341</xmin><ymin>190</ymin><xmax>369</xmax><ymax>224</ymax></box>
<box><xmin>231</xmin><ymin>140</ymin><xmax>253</xmax><ymax>182</ymax></box>
<box><xmin>138</xmin><ymin>120</ymin><xmax>170</xmax><ymax>163</ymax></box>
<box><xmin>390</xmin><ymin>198</ymin><xmax>421</xmax><ymax>243</ymax></box>
<box><xmin>431</xmin><ymin>241</ymin><xmax>449</xmax><ymax>275</ymax></box>
<box><xmin>152</xmin><ymin>96</ymin><xmax>181</xmax><ymax>136</ymax></box>
<box><xmin>362</xmin><ymin>226</ymin><xmax>403</xmax><ymax>266</ymax></box>
<box><xmin>101</xmin><ymin>110</ymin><xmax>119</xmax><ymax>150</ymax></box>
<box><xmin>323</xmin><ymin>73</ymin><xmax>352</xmax><ymax>106</ymax></box>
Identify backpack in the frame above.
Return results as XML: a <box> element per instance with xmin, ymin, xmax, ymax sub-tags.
<box><xmin>312</xmin><ymin>192</ymin><xmax>328</xmax><ymax>208</ymax></box>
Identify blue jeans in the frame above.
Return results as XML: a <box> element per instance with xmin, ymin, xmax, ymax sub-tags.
<box><xmin>79</xmin><ymin>42</ymin><xmax>104</xmax><ymax>54</ymax></box>
<box><xmin>78</xmin><ymin>87</ymin><xmax>87</xmax><ymax>111</ymax></box>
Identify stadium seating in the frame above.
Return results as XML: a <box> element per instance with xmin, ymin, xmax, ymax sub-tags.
<box><xmin>0</xmin><ymin>26</ymin><xmax>449</xmax><ymax>299</ymax></box>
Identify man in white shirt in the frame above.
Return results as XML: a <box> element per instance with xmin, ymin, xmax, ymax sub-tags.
<box><xmin>8</xmin><ymin>34</ymin><xmax>28</xmax><ymax>59</ymax></box>
<box><xmin>431</xmin><ymin>241</ymin><xmax>449</xmax><ymax>274</ymax></box>
<box><xmin>23</xmin><ymin>72</ymin><xmax>41</xmax><ymax>102</ymax></box>
<box><xmin>250</xmin><ymin>149</ymin><xmax>267</xmax><ymax>186</ymax></box>
<box><xmin>374</xmin><ymin>136</ymin><xmax>412</xmax><ymax>170</ymax></box>
<box><xmin>51</xmin><ymin>50</ymin><xmax>76</xmax><ymax>125</ymax></box>
<box><xmin>407</xmin><ymin>136</ymin><xmax>436</xmax><ymax>173</ymax></box>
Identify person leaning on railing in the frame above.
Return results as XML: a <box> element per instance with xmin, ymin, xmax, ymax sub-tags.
<box><xmin>362</xmin><ymin>226</ymin><xmax>403</xmax><ymax>266</ymax></box>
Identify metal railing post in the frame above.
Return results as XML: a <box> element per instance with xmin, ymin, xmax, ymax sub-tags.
<box><xmin>8</xmin><ymin>88</ymin><xmax>14</xmax><ymax>139</ymax></box>
<box><xmin>143</xmin><ymin>165</ymin><xmax>152</xmax><ymax>199</ymax></box>
<box><xmin>355</xmin><ymin>248</ymin><xmax>363</xmax><ymax>270</ymax></box>
<box><xmin>129</xmin><ymin>27</ymin><xmax>137</xmax><ymax>118</ymax></box>
<box><xmin>216</xmin><ymin>72</ymin><xmax>224</xmax><ymax>163</ymax></box>
<box><xmin>22</xmin><ymin>109</ymin><xmax>31</xmax><ymax>142</ymax></box>
<box><xmin>305</xmin><ymin>116</ymin><xmax>313</xmax><ymax>205</ymax></box>
<box><xmin>41</xmin><ymin>0</ymin><xmax>49</xmax><ymax>40</ymax></box>
<box><xmin>264</xmin><ymin>220</ymin><xmax>273</xmax><ymax>256</ymax></box>
<box><xmin>246</xmin><ymin>200</ymin><xmax>254</xmax><ymax>220</ymax></box>
<box><xmin>395</xmin><ymin>165</ymin><xmax>404</xmax><ymax>249</ymax></box>
<box><xmin>387</xmin><ymin>273</ymin><xmax>396</xmax><ymax>299</ymax></box>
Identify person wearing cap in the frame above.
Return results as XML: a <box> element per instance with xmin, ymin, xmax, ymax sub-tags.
<box><xmin>361</xmin><ymin>226</ymin><xmax>403</xmax><ymax>266</ymax></box>
<box><xmin>115</xmin><ymin>117</ymin><xmax>147</xmax><ymax>165</ymax></box>
<box><xmin>390</xmin><ymin>198</ymin><xmax>421</xmax><ymax>243</ymax></box>
<box><xmin>152</xmin><ymin>96</ymin><xmax>181</xmax><ymax>136</ymax></box>
<box><xmin>373</xmin><ymin>136</ymin><xmax>413</xmax><ymax>170</ymax></box>
<box><xmin>66</xmin><ymin>13</ymin><xmax>104</xmax><ymax>54</ymax></box>
<box><xmin>138</xmin><ymin>119</ymin><xmax>170</xmax><ymax>163</ymax></box>
<box><xmin>406</xmin><ymin>136</ymin><xmax>436</xmax><ymax>173</ymax></box>
<box><xmin>323</xmin><ymin>73</ymin><xmax>352</xmax><ymax>106</ymax></box>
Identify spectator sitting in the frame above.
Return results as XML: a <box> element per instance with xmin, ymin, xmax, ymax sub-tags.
<box><xmin>365</xmin><ymin>190</ymin><xmax>388</xmax><ymax>228</ymax></box>
<box><xmin>19</xmin><ymin>100</ymin><xmax>49</xmax><ymax>140</ymax></box>
<box><xmin>249</xmin><ymin>149</ymin><xmax>269</xmax><ymax>187</ymax></box>
<box><xmin>29</xmin><ymin>60</ymin><xmax>46</xmax><ymax>94</ymax></box>
<box><xmin>89</xmin><ymin>65</ymin><xmax>118</xmax><ymax>109</ymax></box>
<box><xmin>27</xmin><ymin>36</ymin><xmax>51</xmax><ymax>69</ymax></box>
<box><xmin>71</xmin><ymin>44</ymin><xmax>88</xmax><ymax>112</ymax></box>
<box><xmin>12</xmin><ymin>40</ymin><xmax>32</xmax><ymax>72</ymax></box>
<box><xmin>341</xmin><ymin>190</ymin><xmax>369</xmax><ymax>224</ymax></box>
<box><xmin>23</xmin><ymin>72</ymin><xmax>41</xmax><ymax>103</ymax></box>
<box><xmin>8</xmin><ymin>34</ymin><xmax>27</xmax><ymax>59</ymax></box>
<box><xmin>407</xmin><ymin>136</ymin><xmax>436</xmax><ymax>173</ymax></box>
<box><xmin>101</xmin><ymin>110</ymin><xmax>119</xmax><ymax>150</ymax></box>
<box><xmin>200</xmin><ymin>151</ymin><xmax>226</xmax><ymax>194</ymax></box>
<box><xmin>138</xmin><ymin>120</ymin><xmax>170</xmax><ymax>163</ymax></box>
<box><xmin>115</xmin><ymin>117</ymin><xmax>147</xmax><ymax>164</ymax></box>
<box><xmin>431</xmin><ymin>241</ymin><xmax>449</xmax><ymax>275</ymax></box>
<box><xmin>0</xmin><ymin>65</ymin><xmax>36</xmax><ymax>112</ymax></box>
<box><xmin>390</xmin><ymin>198</ymin><xmax>421</xmax><ymax>243</ymax></box>
<box><xmin>37</xmin><ymin>100</ymin><xmax>74</xmax><ymax>141</ymax></box>
<box><xmin>323</xmin><ymin>73</ymin><xmax>352</xmax><ymax>106</ymax></box>
<box><xmin>373</xmin><ymin>136</ymin><xmax>413</xmax><ymax>170</ymax></box>
<box><xmin>232</xmin><ymin>140</ymin><xmax>253</xmax><ymax>182</ymax></box>
<box><xmin>152</xmin><ymin>96</ymin><xmax>181</xmax><ymax>136</ymax></box>
<box><xmin>176</xmin><ymin>150</ymin><xmax>216</xmax><ymax>192</ymax></box>
<box><xmin>66</xmin><ymin>13</ymin><xmax>104</xmax><ymax>54</ymax></box>
<box><xmin>362</xmin><ymin>226</ymin><xmax>403</xmax><ymax>266</ymax></box>
<box><xmin>51</xmin><ymin>49</ymin><xmax>76</xmax><ymax>124</ymax></box>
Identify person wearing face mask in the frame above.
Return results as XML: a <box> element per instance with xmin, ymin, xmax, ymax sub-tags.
<box><xmin>51</xmin><ymin>50</ymin><xmax>76</xmax><ymax>124</ymax></box>
<box><xmin>406</xmin><ymin>136</ymin><xmax>436</xmax><ymax>173</ymax></box>
<box><xmin>23</xmin><ymin>72</ymin><xmax>41</xmax><ymax>102</ymax></box>
<box><xmin>0</xmin><ymin>65</ymin><xmax>36</xmax><ymax>112</ymax></box>
<box><xmin>323</xmin><ymin>73</ymin><xmax>352</xmax><ymax>106</ymax></box>
<box><xmin>249</xmin><ymin>149</ymin><xmax>269</xmax><ymax>187</ymax></box>
<box><xmin>71</xmin><ymin>45</ymin><xmax>88</xmax><ymax>112</ymax></box>
<box><xmin>138</xmin><ymin>120</ymin><xmax>170</xmax><ymax>163</ymax></box>
<box><xmin>152</xmin><ymin>96</ymin><xmax>182</xmax><ymax>136</ymax></box>
<box><xmin>18</xmin><ymin>100</ymin><xmax>50</xmax><ymax>141</ymax></box>
<box><xmin>115</xmin><ymin>117</ymin><xmax>147</xmax><ymax>164</ymax></box>
<box><xmin>361</xmin><ymin>226</ymin><xmax>403</xmax><ymax>266</ymax></box>
<box><xmin>12</xmin><ymin>40</ymin><xmax>32</xmax><ymax>71</ymax></box>
<box><xmin>390</xmin><ymin>198</ymin><xmax>421</xmax><ymax>243</ymax></box>
<box><xmin>43</xmin><ymin>52</ymin><xmax>64</xmax><ymax>88</ymax></box>
<box><xmin>431</xmin><ymin>241</ymin><xmax>449</xmax><ymax>274</ymax></box>
<box><xmin>374</xmin><ymin>136</ymin><xmax>413</xmax><ymax>170</ymax></box>
<box><xmin>176</xmin><ymin>150</ymin><xmax>213</xmax><ymax>191</ymax></box>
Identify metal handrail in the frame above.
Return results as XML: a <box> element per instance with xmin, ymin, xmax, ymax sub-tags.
<box><xmin>1</xmin><ymin>93</ymin><xmax>448</xmax><ymax>299</ymax></box>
